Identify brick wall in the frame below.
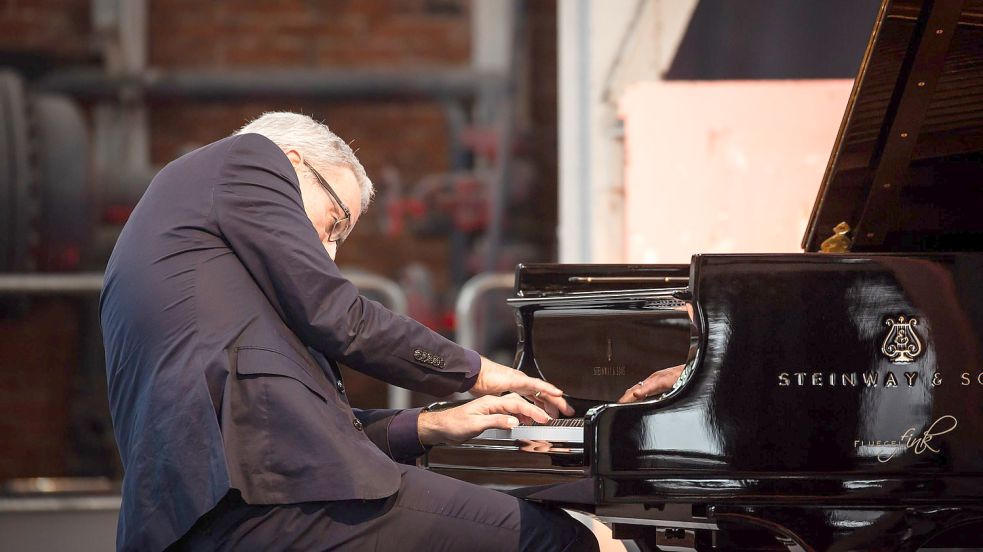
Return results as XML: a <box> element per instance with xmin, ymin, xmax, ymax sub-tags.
<box><xmin>0</xmin><ymin>0</ymin><xmax>557</xmax><ymax>480</ymax></box>
<box><xmin>0</xmin><ymin>0</ymin><xmax>92</xmax><ymax>61</ymax></box>
<box><xmin>148</xmin><ymin>0</ymin><xmax>470</xmax><ymax>68</ymax></box>
<box><xmin>0</xmin><ymin>300</ymin><xmax>79</xmax><ymax>479</ymax></box>
<box><xmin>143</xmin><ymin>0</ymin><xmax>474</xmax><ymax>294</ymax></box>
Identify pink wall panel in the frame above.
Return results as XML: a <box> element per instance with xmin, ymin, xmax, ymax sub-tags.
<box><xmin>619</xmin><ymin>80</ymin><xmax>853</xmax><ymax>263</ymax></box>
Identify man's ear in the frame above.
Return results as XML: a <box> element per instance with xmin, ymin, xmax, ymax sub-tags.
<box><xmin>283</xmin><ymin>148</ymin><xmax>303</xmax><ymax>167</ymax></box>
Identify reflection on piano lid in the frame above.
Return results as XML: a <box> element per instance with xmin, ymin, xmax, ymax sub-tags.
<box><xmin>510</xmin><ymin>264</ymin><xmax>693</xmax><ymax>405</ymax></box>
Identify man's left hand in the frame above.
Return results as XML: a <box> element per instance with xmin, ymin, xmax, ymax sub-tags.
<box><xmin>418</xmin><ymin>393</ymin><xmax>551</xmax><ymax>446</ymax></box>
<box><xmin>469</xmin><ymin>356</ymin><xmax>574</xmax><ymax>417</ymax></box>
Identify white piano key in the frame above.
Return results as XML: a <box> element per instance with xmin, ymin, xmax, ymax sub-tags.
<box><xmin>476</xmin><ymin>422</ymin><xmax>584</xmax><ymax>443</ymax></box>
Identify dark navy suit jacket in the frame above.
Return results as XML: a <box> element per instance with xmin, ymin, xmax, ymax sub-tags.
<box><xmin>100</xmin><ymin>133</ymin><xmax>479</xmax><ymax>551</ymax></box>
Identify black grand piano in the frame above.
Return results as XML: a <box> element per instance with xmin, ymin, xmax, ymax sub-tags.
<box><xmin>423</xmin><ymin>0</ymin><xmax>983</xmax><ymax>550</ymax></box>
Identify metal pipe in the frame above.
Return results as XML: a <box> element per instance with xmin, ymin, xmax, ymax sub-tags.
<box><xmin>0</xmin><ymin>273</ymin><xmax>104</xmax><ymax>294</ymax></box>
<box><xmin>38</xmin><ymin>68</ymin><xmax>507</xmax><ymax>102</ymax></box>
<box><xmin>453</xmin><ymin>272</ymin><xmax>514</xmax><ymax>400</ymax></box>
<box><xmin>0</xmin><ymin>496</ymin><xmax>122</xmax><ymax>512</ymax></box>
<box><xmin>347</xmin><ymin>273</ymin><xmax>407</xmax><ymax>318</ymax></box>
<box><xmin>347</xmin><ymin>273</ymin><xmax>411</xmax><ymax>410</ymax></box>
<box><xmin>454</xmin><ymin>272</ymin><xmax>513</xmax><ymax>352</ymax></box>
<box><xmin>0</xmin><ymin>272</ymin><xmax>412</xmax><ymax>409</ymax></box>
<box><xmin>483</xmin><ymin>0</ymin><xmax>523</xmax><ymax>272</ymax></box>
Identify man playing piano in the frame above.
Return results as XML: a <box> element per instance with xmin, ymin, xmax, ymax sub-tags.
<box><xmin>100</xmin><ymin>112</ymin><xmax>599</xmax><ymax>551</ymax></box>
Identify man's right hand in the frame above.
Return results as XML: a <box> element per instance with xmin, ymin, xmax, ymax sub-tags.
<box><xmin>417</xmin><ymin>393</ymin><xmax>550</xmax><ymax>446</ymax></box>
<box><xmin>469</xmin><ymin>356</ymin><xmax>575</xmax><ymax>417</ymax></box>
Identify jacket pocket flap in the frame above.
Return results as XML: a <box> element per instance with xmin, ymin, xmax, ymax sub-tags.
<box><xmin>235</xmin><ymin>346</ymin><xmax>328</xmax><ymax>401</ymax></box>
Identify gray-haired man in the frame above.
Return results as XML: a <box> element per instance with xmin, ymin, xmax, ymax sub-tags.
<box><xmin>100</xmin><ymin>112</ymin><xmax>599</xmax><ymax>551</ymax></box>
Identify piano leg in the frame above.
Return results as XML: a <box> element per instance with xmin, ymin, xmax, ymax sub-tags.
<box><xmin>710</xmin><ymin>505</ymin><xmax>983</xmax><ymax>552</ymax></box>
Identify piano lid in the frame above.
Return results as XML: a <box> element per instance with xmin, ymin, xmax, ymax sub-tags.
<box><xmin>803</xmin><ymin>0</ymin><xmax>983</xmax><ymax>252</ymax></box>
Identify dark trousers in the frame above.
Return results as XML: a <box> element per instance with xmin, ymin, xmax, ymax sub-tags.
<box><xmin>170</xmin><ymin>465</ymin><xmax>600</xmax><ymax>552</ymax></box>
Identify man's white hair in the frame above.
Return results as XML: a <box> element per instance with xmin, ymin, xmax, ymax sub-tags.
<box><xmin>234</xmin><ymin>112</ymin><xmax>374</xmax><ymax>212</ymax></box>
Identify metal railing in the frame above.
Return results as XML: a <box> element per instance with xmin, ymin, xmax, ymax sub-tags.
<box><xmin>345</xmin><ymin>273</ymin><xmax>411</xmax><ymax>409</ymax></box>
<box><xmin>0</xmin><ymin>271</ymin><xmax>412</xmax><ymax>409</ymax></box>
<box><xmin>452</xmin><ymin>272</ymin><xmax>514</xmax><ymax>399</ymax></box>
<box><xmin>454</xmin><ymin>272</ymin><xmax>513</xmax><ymax>351</ymax></box>
<box><xmin>0</xmin><ymin>273</ymin><xmax>105</xmax><ymax>294</ymax></box>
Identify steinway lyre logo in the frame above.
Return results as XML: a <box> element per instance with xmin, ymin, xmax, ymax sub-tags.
<box><xmin>881</xmin><ymin>314</ymin><xmax>923</xmax><ymax>364</ymax></box>
<box><xmin>592</xmin><ymin>337</ymin><xmax>626</xmax><ymax>376</ymax></box>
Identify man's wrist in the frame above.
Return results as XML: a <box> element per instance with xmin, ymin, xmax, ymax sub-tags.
<box><xmin>388</xmin><ymin>408</ymin><xmax>428</xmax><ymax>462</ymax></box>
<box><xmin>417</xmin><ymin>410</ymin><xmax>443</xmax><ymax>446</ymax></box>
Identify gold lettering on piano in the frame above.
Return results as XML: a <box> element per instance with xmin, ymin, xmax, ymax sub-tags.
<box><xmin>592</xmin><ymin>337</ymin><xmax>627</xmax><ymax>376</ymax></box>
<box><xmin>775</xmin><ymin>370</ymin><xmax>983</xmax><ymax>388</ymax></box>
<box><xmin>777</xmin><ymin>370</ymin><xmax>949</xmax><ymax>388</ymax></box>
<box><xmin>592</xmin><ymin>365</ymin><xmax>627</xmax><ymax>376</ymax></box>
<box><xmin>853</xmin><ymin>415</ymin><xmax>957</xmax><ymax>463</ymax></box>
<box><xmin>960</xmin><ymin>372</ymin><xmax>983</xmax><ymax>385</ymax></box>
<box><xmin>881</xmin><ymin>315</ymin><xmax>923</xmax><ymax>363</ymax></box>
<box><xmin>884</xmin><ymin>372</ymin><xmax>898</xmax><ymax>387</ymax></box>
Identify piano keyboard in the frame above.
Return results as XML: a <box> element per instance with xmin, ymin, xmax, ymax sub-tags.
<box><xmin>476</xmin><ymin>418</ymin><xmax>585</xmax><ymax>443</ymax></box>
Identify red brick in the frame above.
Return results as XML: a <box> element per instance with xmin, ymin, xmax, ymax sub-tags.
<box><xmin>0</xmin><ymin>0</ymin><xmax>560</xmax><ymax>473</ymax></box>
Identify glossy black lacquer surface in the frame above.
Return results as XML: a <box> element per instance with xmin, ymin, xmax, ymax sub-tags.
<box><xmin>584</xmin><ymin>253</ymin><xmax>983</xmax><ymax>549</ymax></box>
<box><xmin>430</xmin><ymin>254</ymin><xmax>983</xmax><ymax>548</ymax></box>
<box><xmin>592</xmin><ymin>253</ymin><xmax>983</xmax><ymax>480</ymax></box>
<box><xmin>513</xmin><ymin>263</ymin><xmax>691</xmax><ymax>296</ymax></box>
<box><xmin>511</xmin><ymin>263</ymin><xmax>692</xmax><ymax>406</ymax></box>
<box><xmin>510</xmin><ymin>255</ymin><xmax>983</xmax><ymax>488</ymax></box>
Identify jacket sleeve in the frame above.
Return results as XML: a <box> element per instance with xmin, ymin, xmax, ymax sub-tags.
<box><xmin>212</xmin><ymin>133</ymin><xmax>478</xmax><ymax>396</ymax></box>
<box><xmin>353</xmin><ymin>408</ymin><xmax>428</xmax><ymax>464</ymax></box>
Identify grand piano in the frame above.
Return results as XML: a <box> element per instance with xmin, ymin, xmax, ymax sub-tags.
<box><xmin>423</xmin><ymin>0</ymin><xmax>983</xmax><ymax>550</ymax></box>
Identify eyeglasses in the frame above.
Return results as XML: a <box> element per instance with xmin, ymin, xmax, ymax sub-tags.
<box><xmin>303</xmin><ymin>161</ymin><xmax>352</xmax><ymax>243</ymax></box>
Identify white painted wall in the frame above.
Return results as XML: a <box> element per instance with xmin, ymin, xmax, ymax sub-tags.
<box><xmin>558</xmin><ymin>0</ymin><xmax>697</xmax><ymax>263</ymax></box>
